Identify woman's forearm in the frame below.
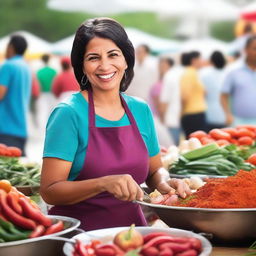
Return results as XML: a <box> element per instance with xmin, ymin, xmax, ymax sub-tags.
<box><xmin>40</xmin><ymin>178</ymin><xmax>106</xmax><ymax>205</ymax></box>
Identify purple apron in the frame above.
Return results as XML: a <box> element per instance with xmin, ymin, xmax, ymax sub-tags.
<box><xmin>49</xmin><ymin>89</ymin><xmax>149</xmax><ymax>231</ymax></box>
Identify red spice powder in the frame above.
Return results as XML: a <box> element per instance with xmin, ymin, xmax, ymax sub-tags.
<box><xmin>176</xmin><ymin>169</ymin><xmax>256</xmax><ymax>208</ymax></box>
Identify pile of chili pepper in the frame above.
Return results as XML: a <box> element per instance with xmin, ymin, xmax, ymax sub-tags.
<box><xmin>176</xmin><ymin>169</ymin><xmax>256</xmax><ymax>208</ymax></box>
<box><xmin>72</xmin><ymin>231</ymin><xmax>203</xmax><ymax>256</ymax></box>
<box><xmin>0</xmin><ymin>180</ymin><xmax>64</xmax><ymax>243</ymax></box>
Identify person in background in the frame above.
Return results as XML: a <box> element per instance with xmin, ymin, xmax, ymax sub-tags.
<box><xmin>52</xmin><ymin>56</ymin><xmax>80</xmax><ymax>103</ymax></box>
<box><xmin>180</xmin><ymin>51</ymin><xmax>207</xmax><ymax>138</ymax></box>
<box><xmin>0</xmin><ymin>35</ymin><xmax>32</xmax><ymax>155</ymax></box>
<box><xmin>200</xmin><ymin>51</ymin><xmax>226</xmax><ymax>132</ymax></box>
<box><xmin>40</xmin><ymin>17</ymin><xmax>190</xmax><ymax>231</ymax></box>
<box><xmin>36</xmin><ymin>54</ymin><xmax>57</xmax><ymax>132</ymax></box>
<box><xmin>126</xmin><ymin>44</ymin><xmax>158</xmax><ymax>102</ymax></box>
<box><xmin>159</xmin><ymin>53</ymin><xmax>189</xmax><ymax>145</ymax></box>
<box><xmin>221</xmin><ymin>35</ymin><xmax>256</xmax><ymax>126</ymax></box>
<box><xmin>149</xmin><ymin>57</ymin><xmax>174</xmax><ymax>147</ymax></box>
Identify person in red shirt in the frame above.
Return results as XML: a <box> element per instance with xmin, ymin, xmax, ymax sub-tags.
<box><xmin>52</xmin><ymin>56</ymin><xmax>80</xmax><ymax>102</ymax></box>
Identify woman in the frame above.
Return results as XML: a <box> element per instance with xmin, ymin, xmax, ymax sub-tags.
<box><xmin>40</xmin><ymin>17</ymin><xmax>190</xmax><ymax>231</ymax></box>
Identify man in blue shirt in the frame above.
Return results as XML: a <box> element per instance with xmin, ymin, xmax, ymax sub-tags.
<box><xmin>221</xmin><ymin>35</ymin><xmax>256</xmax><ymax>126</ymax></box>
<box><xmin>0</xmin><ymin>35</ymin><xmax>32</xmax><ymax>155</ymax></box>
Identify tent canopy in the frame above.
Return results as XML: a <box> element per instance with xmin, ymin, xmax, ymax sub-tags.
<box><xmin>51</xmin><ymin>28</ymin><xmax>181</xmax><ymax>55</ymax></box>
<box><xmin>0</xmin><ymin>31</ymin><xmax>51</xmax><ymax>58</ymax></box>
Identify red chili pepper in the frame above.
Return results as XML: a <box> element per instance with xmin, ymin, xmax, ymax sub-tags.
<box><xmin>141</xmin><ymin>246</ymin><xmax>159</xmax><ymax>256</ymax></box>
<box><xmin>159</xmin><ymin>248</ymin><xmax>174</xmax><ymax>256</ymax></box>
<box><xmin>75</xmin><ymin>240</ymin><xmax>89</xmax><ymax>256</ymax></box>
<box><xmin>175</xmin><ymin>249</ymin><xmax>197</xmax><ymax>256</ymax></box>
<box><xmin>7</xmin><ymin>191</ymin><xmax>23</xmax><ymax>214</ymax></box>
<box><xmin>142</xmin><ymin>236</ymin><xmax>190</xmax><ymax>250</ymax></box>
<box><xmin>95</xmin><ymin>247</ymin><xmax>116</xmax><ymax>256</ymax></box>
<box><xmin>19</xmin><ymin>197</ymin><xmax>52</xmax><ymax>227</ymax></box>
<box><xmin>44</xmin><ymin>220</ymin><xmax>64</xmax><ymax>235</ymax></box>
<box><xmin>0</xmin><ymin>190</ymin><xmax>36</xmax><ymax>230</ymax></box>
<box><xmin>158</xmin><ymin>242</ymin><xmax>191</xmax><ymax>254</ymax></box>
<box><xmin>29</xmin><ymin>225</ymin><xmax>46</xmax><ymax>238</ymax></box>
<box><xmin>188</xmin><ymin>238</ymin><xmax>201</xmax><ymax>252</ymax></box>
<box><xmin>143</xmin><ymin>233</ymin><xmax>169</xmax><ymax>243</ymax></box>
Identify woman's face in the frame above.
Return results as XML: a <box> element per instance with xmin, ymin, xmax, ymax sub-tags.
<box><xmin>83</xmin><ymin>37</ymin><xmax>128</xmax><ymax>92</ymax></box>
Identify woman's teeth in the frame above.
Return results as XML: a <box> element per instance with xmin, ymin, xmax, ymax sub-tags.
<box><xmin>98</xmin><ymin>72</ymin><xmax>115</xmax><ymax>79</ymax></box>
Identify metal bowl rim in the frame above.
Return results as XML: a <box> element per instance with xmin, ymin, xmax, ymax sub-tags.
<box><xmin>136</xmin><ymin>200</ymin><xmax>256</xmax><ymax>212</ymax></box>
<box><xmin>0</xmin><ymin>215</ymin><xmax>80</xmax><ymax>247</ymax></box>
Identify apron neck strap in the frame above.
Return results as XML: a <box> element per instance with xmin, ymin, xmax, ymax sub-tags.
<box><xmin>88</xmin><ymin>88</ymin><xmax>136</xmax><ymax>127</ymax></box>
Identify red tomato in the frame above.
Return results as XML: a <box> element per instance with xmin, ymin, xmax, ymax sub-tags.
<box><xmin>216</xmin><ymin>139</ymin><xmax>230</xmax><ymax>147</ymax></box>
<box><xmin>8</xmin><ymin>147</ymin><xmax>22</xmax><ymax>157</ymax></box>
<box><xmin>0</xmin><ymin>144</ymin><xmax>7</xmax><ymax>149</ymax></box>
<box><xmin>189</xmin><ymin>130</ymin><xmax>208</xmax><ymax>140</ymax></box>
<box><xmin>247</xmin><ymin>154</ymin><xmax>256</xmax><ymax>165</ymax></box>
<box><xmin>200</xmin><ymin>137</ymin><xmax>215</xmax><ymax>145</ymax></box>
<box><xmin>221</xmin><ymin>127</ymin><xmax>239</xmax><ymax>138</ymax></box>
<box><xmin>229</xmin><ymin>138</ymin><xmax>239</xmax><ymax>145</ymax></box>
<box><xmin>237</xmin><ymin>136</ymin><xmax>254</xmax><ymax>146</ymax></box>
<box><xmin>236</xmin><ymin>128</ymin><xmax>255</xmax><ymax>138</ymax></box>
<box><xmin>209</xmin><ymin>129</ymin><xmax>231</xmax><ymax>141</ymax></box>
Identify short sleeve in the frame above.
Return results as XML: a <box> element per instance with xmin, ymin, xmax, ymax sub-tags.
<box><xmin>43</xmin><ymin>104</ymin><xmax>79</xmax><ymax>161</ymax></box>
<box><xmin>0</xmin><ymin>63</ymin><xmax>12</xmax><ymax>87</ymax></box>
<box><xmin>221</xmin><ymin>71</ymin><xmax>234</xmax><ymax>94</ymax></box>
<box><xmin>145</xmin><ymin>105</ymin><xmax>160</xmax><ymax>157</ymax></box>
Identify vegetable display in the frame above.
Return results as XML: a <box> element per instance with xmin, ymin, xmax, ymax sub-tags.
<box><xmin>0</xmin><ymin>156</ymin><xmax>40</xmax><ymax>187</ymax></box>
<box><xmin>72</xmin><ymin>225</ymin><xmax>203</xmax><ymax>256</ymax></box>
<box><xmin>0</xmin><ymin>181</ymin><xmax>64</xmax><ymax>243</ymax></box>
<box><xmin>169</xmin><ymin>143</ymin><xmax>255</xmax><ymax>176</ymax></box>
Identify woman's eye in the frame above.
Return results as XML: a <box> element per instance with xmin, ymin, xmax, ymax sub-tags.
<box><xmin>88</xmin><ymin>56</ymin><xmax>99</xmax><ymax>61</ymax></box>
<box><xmin>109</xmin><ymin>53</ymin><xmax>119</xmax><ymax>57</ymax></box>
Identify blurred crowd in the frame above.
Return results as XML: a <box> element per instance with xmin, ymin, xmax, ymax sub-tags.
<box><xmin>0</xmin><ymin>29</ymin><xmax>256</xmax><ymax>160</ymax></box>
<box><xmin>126</xmin><ymin>34</ymin><xmax>256</xmax><ymax>147</ymax></box>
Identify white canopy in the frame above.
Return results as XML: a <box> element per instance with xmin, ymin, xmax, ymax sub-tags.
<box><xmin>0</xmin><ymin>31</ymin><xmax>51</xmax><ymax>57</ymax></box>
<box><xmin>51</xmin><ymin>28</ymin><xmax>181</xmax><ymax>55</ymax></box>
<box><xmin>179</xmin><ymin>37</ymin><xmax>230</xmax><ymax>59</ymax></box>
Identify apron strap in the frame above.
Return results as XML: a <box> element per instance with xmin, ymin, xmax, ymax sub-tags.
<box><xmin>88</xmin><ymin>88</ymin><xmax>138</xmax><ymax>128</ymax></box>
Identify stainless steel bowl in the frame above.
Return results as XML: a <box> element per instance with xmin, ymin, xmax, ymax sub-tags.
<box><xmin>137</xmin><ymin>201</ymin><xmax>256</xmax><ymax>245</ymax></box>
<box><xmin>0</xmin><ymin>215</ymin><xmax>81</xmax><ymax>256</ymax></box>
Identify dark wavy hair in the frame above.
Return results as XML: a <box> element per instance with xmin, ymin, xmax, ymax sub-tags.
<box><xmin>71</xmin><ymin>17</ymin><xmax>135</xmax><ymax>91</ymax></box>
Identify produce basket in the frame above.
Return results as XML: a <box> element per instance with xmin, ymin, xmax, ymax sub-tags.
<box><xmin>0</xmin><ymin>215</ymin><xmax>81</xmax><ymax>256</ymax></box>
<box><xmin>136</xmin><ymin>201</ymin><xmax>256</xmax><ymax>245</ymax></box>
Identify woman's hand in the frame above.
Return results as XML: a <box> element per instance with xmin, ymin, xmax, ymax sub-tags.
<box><xmin>101</xmin><ymin>174</ymin><xmax>144</xmax><ymax>202</ymax></box>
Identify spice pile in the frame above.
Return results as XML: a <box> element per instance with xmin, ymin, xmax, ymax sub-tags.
<box><xmin>176</xmin><ymin>169</ymin><xmax>256</xmax><ymax>208</ymax></box>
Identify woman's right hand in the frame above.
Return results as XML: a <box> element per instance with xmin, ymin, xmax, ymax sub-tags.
<box><xmin>101</xmin><ymin>174</ymin><xmax>144</xmax><ymax>202</ymax></box>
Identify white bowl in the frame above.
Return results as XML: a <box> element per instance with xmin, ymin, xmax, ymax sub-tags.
<box><xmin>63</xmin><ymin>226</ymin><xmax>212</xmax><ymax>256</ymax></box>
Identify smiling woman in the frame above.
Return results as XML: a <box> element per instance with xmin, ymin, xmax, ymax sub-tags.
<box><xmin>40</xmin><ymin>17</ymin><xmax>191</xmax><ymax>231</ymax></box>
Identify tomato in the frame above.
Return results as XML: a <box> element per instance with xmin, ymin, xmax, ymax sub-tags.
<box><xmin>200</xmin><ymin>137</ymin><xmax>215</xmax><ymax>145</ymax></box>
<box><xmin>209</xmin><ymin>129</ymin><xmax>231</xmax><ymax>141</ymax></box>
<box><xmin>0</xmin><ymin>144</ymin><xmax>7</xmax><ymax>149</ymax></box>
<box><xmin>247</xmin><ymin>154</ymin><xmax>256</xmax><ymax>166</ymax></box>
<box><xmin>236</xmin><ymin>128</ymin><xmax>255</xmax><ymax>138</ymax></box>
<box><xmin>229</xmin><ymin>138</ymin><xmax>239</xmax><ymax>145</ymax></box>
<box><xmin>0</xmin><ymin>180</ymin><xmax>12</xmax><ymax>193</ymax></box>
<box><xmin>216</xmin><ymin>139</ymin><xmax>230</xmax><ymax>147</ymax></box>
<box><xmin>237</xmin><ymin>136</ymin><xmax>254</xmax><ymax>146</ymax></box>
<box><xmin>189</xmin><ymin>130</ymin><xmax>208</xmax><ymax>140</ymax></box>
<box><xmin>221</xmin><ymin>127</ymin><xmax>239</xmax><ymax>138</ymax></box>
<box><xmin>7</xmin><ymin>147</ymin><xmax>22</xmax><ymax>157</ymax></box>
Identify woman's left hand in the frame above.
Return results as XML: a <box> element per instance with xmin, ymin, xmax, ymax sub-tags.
<box><xmin>156</xmin><ymin>178</ymin><xmax>191</xmax><ymax>199</ymax></box>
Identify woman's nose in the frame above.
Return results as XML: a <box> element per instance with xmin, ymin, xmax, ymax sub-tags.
<box><xmin>98</xmin><ymin>57</ymin><xmax>111</xmax><ymax>70</ymax></box>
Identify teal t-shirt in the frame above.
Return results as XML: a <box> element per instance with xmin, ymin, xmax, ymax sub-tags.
<box><xmin>43</xmin><ymin>92</ymin><xmax>160</xmax><ymax>180</ymax></box>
